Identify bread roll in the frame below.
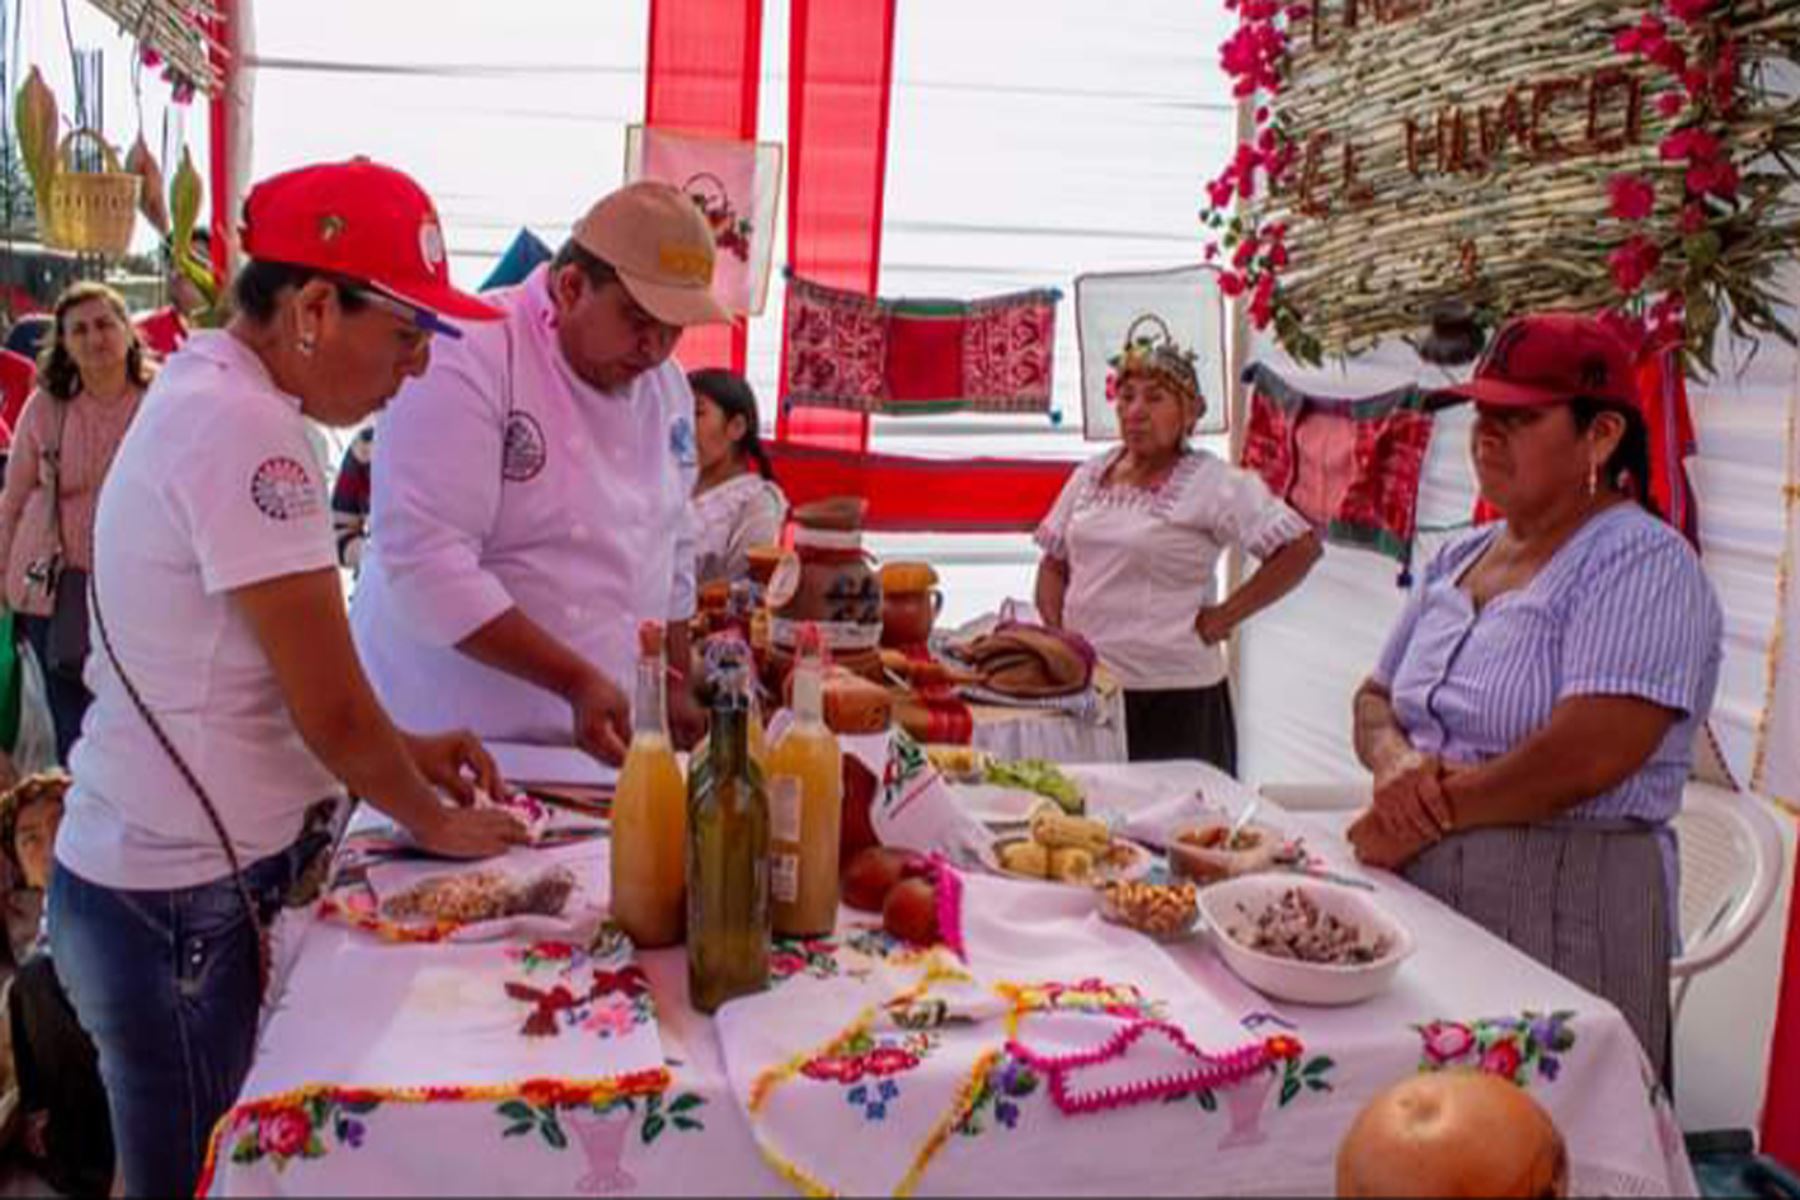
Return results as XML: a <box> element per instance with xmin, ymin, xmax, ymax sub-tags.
<box><xmin>820</xmin><ymin>668</ymin><xmax>893</xmax><ymax>734</ymax></box>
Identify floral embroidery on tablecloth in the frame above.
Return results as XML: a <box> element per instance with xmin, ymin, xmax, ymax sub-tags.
<box><xmin>502</xmin><ymin>943</ymin><xmax>654</xmax><ymax>1040</ymax></box>
<box><xmin>797</xmin><ymin>1027</ymin><xmax>941</xmax><ymax>1124</ymax></box>
<box><xmin>1159</xmin><ymin>1034</ymin><xmax>1336</xmax><ymax>1150</ymax></box>
<box><xmin>227</xmin><ymin>1092</ymin><xmax>382</xmax><ymax>1172</ymax></box>
<box><xmin>497</xmin><ymin>1088</ymin><xmax>707</xmax><ymax>1191</ymax></box>
<box><xmin>505</xmin><ymin>939</ymin><xmax>583</xmax><ymax>974</ymax></box>
<box><xmin>1414</xmin><ymin>1010</ymin><xmax>1577</xmax><ymax>1087</ymax></box>
<box><xmin>1006</xmin><ymin>978</ymin><xmax>1167</xmax><ymax>1023</ymax></box>
<box><xmin>954</xmin><ymin>1051</ymin><xmax>1040</xmax><ymax>1138</ymax></box>
<box><xmin>770</xmin><ymin>937</ymin><xmax>843</xmax><ymax>984</ymax></box>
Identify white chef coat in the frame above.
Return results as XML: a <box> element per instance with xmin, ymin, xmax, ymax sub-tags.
<box><xmin>56</xmin><ymin>331</ymin><xmax>343</xmax><ymax>890</ymax></box>
<box><xmin>351</xmin><ymin>265</ymin><xmax>698</xmax><ymax>743</ymax></box>
<box><xmin>1034</xmin><ymin>446</ymin><xmax>1310</xmax><ymax>691</ymax></box>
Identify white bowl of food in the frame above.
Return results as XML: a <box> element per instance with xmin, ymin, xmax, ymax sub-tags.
<box><xmin>1196</xmin><ymin>876</ymin><xmax>1413</xmax><ymax>1006</ymax></box>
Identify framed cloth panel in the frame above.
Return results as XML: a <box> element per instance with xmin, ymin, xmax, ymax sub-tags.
<box><xmin>781</xmin><ymin>274</ymin><xmax>1059</xmax><ymax>416</ymax></box>
<box><xmin>625</xmin><ymin>125</ymin><xmax>783</xmax><ymax>317</ymax></box>
<box><xmin>1076</xmin><ymin>264</ymin><xmax>1229</xmax><ymax>442</ymax></box>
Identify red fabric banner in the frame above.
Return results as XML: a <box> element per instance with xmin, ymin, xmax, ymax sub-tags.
<box><xmin>776</xmin><ymin>0</ymin><xmax>898</xmax><ymax>452</ymax></box>
<box><xmin>768</xmin><ymin>443</ymin><xmax>1074</xmax><ymax>534</ymax></box>
<box><xmin>206</xmin><ymin>0</ymin><xmax>236</xmax><ymax>285</ymax></box>
<box><xmin>644</xmin><ymin>0</ymin><xmax>765</xmax><ymax>373</ymax></box>
<box><xmin>1763</xmin><ymin>860</ymin><xmax>1800</xmax><ymax>1169</ymax></box>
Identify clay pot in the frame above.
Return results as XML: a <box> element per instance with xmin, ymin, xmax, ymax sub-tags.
<box><xmin>881</xmin><ymin>588</ymin><xmax>943</xmax><ymax>648</ymax></box>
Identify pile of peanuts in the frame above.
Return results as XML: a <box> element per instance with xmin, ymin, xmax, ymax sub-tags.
<box><xmin>1101</xmin><ymin>880</ymin><xmax>1199</xmax><ymax>937</ymax></box>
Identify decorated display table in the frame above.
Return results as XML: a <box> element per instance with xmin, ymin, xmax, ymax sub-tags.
<box><xmin>203</xmin><ymin>761</ymin><xmax>1694</xmax><ymax>1198</ymax></box>
<box><xmin>961</xmin><ymin>692</ymin><xmax>1126</xmax><ymax>764</ymax></box>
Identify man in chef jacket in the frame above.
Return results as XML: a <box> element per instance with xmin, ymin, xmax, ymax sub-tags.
<box><xmin>350</xmin><ymin>181</ymin><xmax>729</xmax><ymax>762</ymax></box>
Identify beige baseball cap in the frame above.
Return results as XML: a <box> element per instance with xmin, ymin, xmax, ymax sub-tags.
<box><xmin>571</xmin><ymin>181</ymin><xmax>733</xmax><ymax>326</ymax></box>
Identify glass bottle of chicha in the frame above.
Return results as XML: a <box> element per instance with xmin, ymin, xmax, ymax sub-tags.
<box><xmin>610</xmin><ymin>621</ymin><xmax>687</xmax><ymax>948</ymax></box>
<box><xmin>766</xmin><ymin>625</ymin><xmax>843</xmax><ymax>938</ymax></box>
<box><xmin>686</xmin><ymin>639</ymin><xmax>771</xmax><ymax>1013</ymax></box>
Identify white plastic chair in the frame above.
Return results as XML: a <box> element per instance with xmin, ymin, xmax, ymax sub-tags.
<box><xmin>1671</xmin><ymin>782</ymin><xmax>1786</xmax><ymax>1024</ymax></box>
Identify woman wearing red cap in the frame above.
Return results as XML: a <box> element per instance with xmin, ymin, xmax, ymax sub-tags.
<box><xmin>1348</xmin><ymin>312</ymin><xmax>1723</xmax><ymax>1083</ymax></box>
<box><xmin>46</xmin><ymin>159</ymin><xmax>528</xmax><ymax>1197</ymax></box>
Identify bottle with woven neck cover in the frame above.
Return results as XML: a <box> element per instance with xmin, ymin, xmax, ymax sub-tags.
<box><xmin>610</xmin><ymin>621</ymin><xmax>686</xmax><ymax>948</ymax></box>
<box><xmin>766</xmin><ymin>624</ymin><xmax>843</xmax><ymax>938</ymax></box>
<box><xmin>686</xmin><ymin>636</ymin><xmax>771</xmax><ymax>1013</ymax></box>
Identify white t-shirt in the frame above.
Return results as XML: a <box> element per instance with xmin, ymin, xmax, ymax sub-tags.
<box><xmin>1035</xmin><ymin>447</ymin><xmax>1310</xmax><ymax>691</ymax></box>
<box><xmin>693</xmin><ymin>472</ymin><xmax>787</xmax><ymax>588</ymax></box>
<box><xmin>350</xmin><ymin>265</ymin><xmax>698</xmax><ymax>743</ymax></box>
<box><xmin>55</xmin><ymin>331</ymin><xmax>342</xmax><ymax>890</ymax></box>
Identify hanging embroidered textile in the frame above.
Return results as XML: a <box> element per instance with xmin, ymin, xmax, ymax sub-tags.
<box><xmin>781</xmin><ymin>274</ymin><xmax>1059</xmax><ymax>417</ymax></box>
<box><xmin>624</xmin><ymin>125</ymin><xmax>783</xmax><ymax>318</ymax></box>
<box><xmin>1239</xmin><ymin>364</ymin><xmax>1437</xmax><ymax>572</ymax></box>
<box><xmin>1074</xmin><ymin>264</ymin><xmax>1229</xmax><ymax>441</ymax></box>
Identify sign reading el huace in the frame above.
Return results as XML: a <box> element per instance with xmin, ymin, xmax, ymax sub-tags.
<box><xmin>1233</xmin><ymin>0</ymin><xmax>1800</xmax><ymax>363</ymax></box>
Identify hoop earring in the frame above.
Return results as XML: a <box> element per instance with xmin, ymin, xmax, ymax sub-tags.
<box><xmin>297</xmin><ymin>334</ymin><xmax>317</xmax><ymax>357</ymax></box>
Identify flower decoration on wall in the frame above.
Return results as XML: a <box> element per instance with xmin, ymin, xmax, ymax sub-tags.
<box><xmin>1204</xmin><ymin>0</ymin><xmax>1800</xmax><ymax>373</ymax></box>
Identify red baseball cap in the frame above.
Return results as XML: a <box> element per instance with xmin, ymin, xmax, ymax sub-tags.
<box><xmin>1438</xmin><ymin>312</ymin><xmax>1639</xmax><ymax>412</ymax></box>
<box><xmin>239</xmin><ymin>158</ymin><xmax>502</xmax><ymax>338</ymax></box>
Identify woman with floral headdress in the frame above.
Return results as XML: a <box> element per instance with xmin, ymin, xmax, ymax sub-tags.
<box><xmin>1033</xmin><ymin>332</ymin><xmax>1320</xmax><ymax>771</ymax></box>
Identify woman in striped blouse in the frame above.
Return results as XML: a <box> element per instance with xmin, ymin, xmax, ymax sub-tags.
<box><xmin>1349</xmin><ymin>313</ymin><xmax>1722</xmax><ymax>1083</ymax></box>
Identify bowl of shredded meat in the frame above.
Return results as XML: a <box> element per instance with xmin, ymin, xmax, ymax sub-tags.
<box><xmin>1197</xmin><ymin>877</ymin><xmax>1414</xmax><ymax>1006</ymax></box>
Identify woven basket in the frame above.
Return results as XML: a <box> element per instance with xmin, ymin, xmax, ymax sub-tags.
<box><xmin>44</xmin><ymin>129</ymin><xmax>140</xmax><ymax>256</ymax></box>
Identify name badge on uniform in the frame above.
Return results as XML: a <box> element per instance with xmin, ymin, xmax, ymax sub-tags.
<box><xmin>670</xmin><ymin>415</ymin><xmax>697</xmax><ymax>468</ymax></box>
<box><xmin>502</xmin><ymin>411</ymin><xmax>547</xmax><ymax>482</ymax></box>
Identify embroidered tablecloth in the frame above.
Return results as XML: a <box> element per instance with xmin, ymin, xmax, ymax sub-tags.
<box><xmin>206</xmin><ymin>763</ymin><xmax>1697</xmax><ymax>1198</ymax></box>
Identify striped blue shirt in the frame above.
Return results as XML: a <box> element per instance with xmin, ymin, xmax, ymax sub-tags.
<box><xmin>1374</xmin><ymin>503</ymin><xmax>1723</xmax><ymax>827</ymax></box>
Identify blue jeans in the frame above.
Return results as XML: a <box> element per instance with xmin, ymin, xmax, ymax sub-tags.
<box><xmin>47</xmin><ymin>834</ymin><xmax>324</xmax><ymax>1198</ymax></box>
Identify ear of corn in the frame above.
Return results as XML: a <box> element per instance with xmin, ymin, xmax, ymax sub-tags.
<box><xmin>1029</xmin><ymin>809</ymin><xmax>1110</xmax><ymax>854</ymax></box>
<box><xmin>169</xmin><ymin>146</ymin><xmax>203</xmax><ymax>262</ymax></box>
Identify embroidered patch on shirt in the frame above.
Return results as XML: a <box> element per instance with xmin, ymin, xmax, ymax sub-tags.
<box><xmin>503</xmin><ymin>412</ymin><xmax>548</xmax><ymax>482</ymax></box>
<box><xmin>251</xmin><ymin>456</ymin><xmax>321</xmax><ymax>521</ymax></box>
<box><xmin>669</xmin><ymin>415</ymin><xmax>697</xmax><ymax>467</ymax></box>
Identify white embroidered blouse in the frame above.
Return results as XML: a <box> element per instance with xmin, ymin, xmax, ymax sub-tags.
<box><xmin>693</xmin><ymin>472</ymin><xmax>789</xmax><ymax>588</ymax></box>
<box><xmin>1035</xmin><ymin>446</ymin><xmax>1310</xmax><ymax>690</ymax></box>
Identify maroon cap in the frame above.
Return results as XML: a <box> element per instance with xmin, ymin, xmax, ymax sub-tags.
<box><xmin>1439</xmin><ymin>312</ymin><xmax>1639</xmax><ymax>411</ymax></box>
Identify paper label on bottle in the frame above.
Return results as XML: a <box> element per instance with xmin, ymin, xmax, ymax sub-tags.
<box><xmin>769</xmin><ymin>775</ymin><xmax>803</xmax><ymax>843</ymax></box>
<box><xmin>772</xmin><ymin>852</ymin><xmax>799</xmax><ymax>903</ymax></box>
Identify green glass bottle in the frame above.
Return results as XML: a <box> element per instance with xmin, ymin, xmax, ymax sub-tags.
<box><xmin>686</xmin><ymin>637</ymin><xmax>771</xmax><ymax>1014</ymax></box>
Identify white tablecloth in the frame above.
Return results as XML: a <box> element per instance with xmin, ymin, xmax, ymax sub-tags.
<box><xmin>966</xmin><ymin>687</ymin><xmax>1127</xmax><ymax>764</ymax></box>
<box><xmin>206</xmin><ymin>761</ymin><xmax>1696</xmax><ymax>1198</ymax></box>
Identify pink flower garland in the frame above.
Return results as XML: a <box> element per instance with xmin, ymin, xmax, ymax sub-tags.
<box><xmin>1203</xmin><ymin>0</ymin><xmax>1303</xmax><ymax>344</ymax></box>
<box><xmin>1603</xmin><ymin>0</ymin><xmax>1742</xmax><ymax>353</ymax></box>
